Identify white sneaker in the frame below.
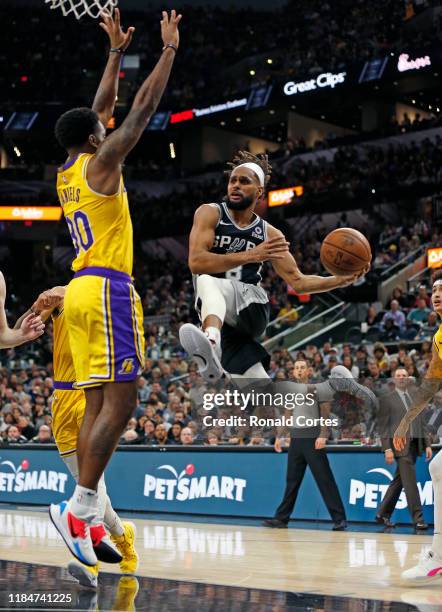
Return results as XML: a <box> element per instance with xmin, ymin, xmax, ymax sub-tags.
<box><xmin>402</xmin><ymin>550</ymin><xmax>442</xmax><ymax>586</ymax></box>
<box><xmin>179</xmin><ymin>324</ymin><xmax>224</xmax><ymax>382</ymax></box>
<box><xmin>68</xmin><ymin>559</ymin><xmax>99</xmax><ymax>589</ymax></box>
<box><xmin>49</xmin><ymin>501</ymin><xmax>97</xmax><ymax>567</ymax></box>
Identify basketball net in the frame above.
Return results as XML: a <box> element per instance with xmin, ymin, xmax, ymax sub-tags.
<box><xmin>45</xmin><ymin>0</ymin><xmax>118</xmax><ymax>20</ymax></box>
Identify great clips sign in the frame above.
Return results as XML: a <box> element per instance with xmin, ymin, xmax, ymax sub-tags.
<box><xmin>283</xmin><ymin>71</ymin><xmax>347</xmax><ymax>96</ymax></box>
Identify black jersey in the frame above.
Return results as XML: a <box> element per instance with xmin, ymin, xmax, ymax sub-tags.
<box><xmin>208</xmin><ymin>202</ymin><xmax>268</xmax><ymax>285</ymax></box>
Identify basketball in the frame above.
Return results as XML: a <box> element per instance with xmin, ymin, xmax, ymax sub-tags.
<box><xmin>320</xmin><ymin>228</ymin><xmax>371</xmax><ymax>276</ymax></box>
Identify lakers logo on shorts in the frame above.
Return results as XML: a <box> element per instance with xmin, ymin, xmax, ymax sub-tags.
<box><xmin>119</xmin><ymin>358</ymin><xmax>135</xmax><ymax>375</ymax></box>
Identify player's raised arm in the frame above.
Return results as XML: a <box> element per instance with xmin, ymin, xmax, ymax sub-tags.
<box><xmin>188</xmin><ymin>204</ymin><xmax>289</xmax><ymax>274</ymax></box>
<box><xmin>0</xmin><ymin>272</ymin><xmax>45</xmax><ymax>348</ymax></box>
<box><xmin>268</xmin><ymin>225</ymin><xmax>366</xmax><ymax>293</ymax></box>
<box><xmin>91</xmin><ymin>9</ymin><xmax>135</xmax><ymax>127</ymax></box>
<box><xmin>90</xmin><ymin>10</ymin><xmax>181</xmax><ymax>179</ymax></box>
<box><xmin>393</xmin><ymin>342</ymin><xmax>442</xmax><ymax>450</ymax></box>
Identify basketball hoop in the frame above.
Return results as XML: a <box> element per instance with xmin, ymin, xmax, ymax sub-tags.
<box><xmin>45</xmin><ymin>0</ymin><xmax>118</xmax><ymax>20</ymax></box>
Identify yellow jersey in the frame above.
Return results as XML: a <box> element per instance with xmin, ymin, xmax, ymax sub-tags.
<box><xmin>56</xmin><ymin>153</ymin><xmax>133</xmax><ymax>275</ymax></box>
<box><xmin>52</xmin><ymin>308</ymin><xmax>76</xmax><ymax>384</ymax></box>
<box><xmin>433</xmin><ymin>324</ymin><xmax>442</xmax><ymax>360</ymax></box>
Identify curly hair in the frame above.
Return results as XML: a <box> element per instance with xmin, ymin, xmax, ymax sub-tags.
<box><xmin>225</xmin><ymin>150</ymin><xmax>272</xmax><ymax>187</ymax></box>
<box><xmin>54</xmin><ymin>107</ymin><xmax>99</xmax><ymax>150</ymax></box>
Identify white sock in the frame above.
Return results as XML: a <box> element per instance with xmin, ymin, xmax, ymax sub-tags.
<box><xmin>70</xmin><ymin>484</ymin><xmax>98</xmax><ymax>522</ymax></box>
<box><xmin>104</xmin><ymin>496</ymin><xmax>124</xmax><ymax>536</ymax></box>
<box><xmin>205</xmin><ymin>326</ymin><xmax>221</xmax><ymax>347</ymax></box>
<box><xmin>430</xmin><ymin>450</ymin><xmax>442</xmax><ymax>557</ymax></box>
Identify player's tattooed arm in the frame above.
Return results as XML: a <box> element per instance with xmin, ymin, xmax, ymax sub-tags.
<box><xmin>89</xmin><ymin>10</ymin><xmax>181</xmax><ymax>195</ymax></box>
<box><xmin>92</xmin><ymin>9</ymin><xmax>135</xmax><ymax>127</ymax></box>
<box><xmin>394</xmin><ymin>343</ymin><xmax>442</xmax><ymax>450</ymax></box>
<box><xmin>0</xmin><ymin>272</ymin><xmax>45</xmax><ymax>348</ymax></box>
<box><xmin>267</xmin><ymin>225</ymin><xmax>366</xmax><ymax>293</ymax></box>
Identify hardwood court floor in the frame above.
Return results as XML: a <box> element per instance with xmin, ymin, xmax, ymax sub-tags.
<box><xmin>1</xmin><ymin>507</ymin><xmax>442</xmax><ymax>610</ymax></box>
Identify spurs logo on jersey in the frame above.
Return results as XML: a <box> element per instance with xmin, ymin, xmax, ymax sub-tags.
<box><xmin>209</xmin><ymin>202</ymin><xmax>267</xmax><ymax>285</ymax></box>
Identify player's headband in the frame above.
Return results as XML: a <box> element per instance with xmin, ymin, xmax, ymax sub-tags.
<box><xmin>234</xmin><ymin>163</ymin><xmax>265</xmax><ymax>187</ymax></box>
<box><xmin>433</xmin><ymin>279</ymin><xmax>442</xmax><ymax>289</ymax></box>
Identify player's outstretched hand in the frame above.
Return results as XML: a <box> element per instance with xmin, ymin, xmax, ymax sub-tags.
<box><xmin>334</xmin><ymin>263</ymin><xmax>371</xmax><ymax>287</ymax></box>
<box><xmin>247</xmin><ymin>236</ymin><xmax>290</xmax><ymax>263</ymax></box>
<box><xmin>32</xmin><ymin>287</ymin><xmax>65</xmax><ymax>313</ymax></box>
<box><xmin>99</xmin><ymin>8</ymin><xmax>135</xmax><ymax>52</ymax></box>
<box><xmin>19</xmin><ymin>313</ymin><xmax>45</xmax><ymax>342</ymax></box>
<box><xmin>161</xmin><ymin>9</ymin><xmax>182</xmax><ymax>49</ymax></box>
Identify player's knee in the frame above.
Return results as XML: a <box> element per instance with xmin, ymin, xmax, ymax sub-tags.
<box><xmin>197</xmin><ymin>274</ymin><xmax>214</xmax><ymax>292</ymax></box>
<box><xmin>429</xmin><ymin>452</ymin><xmax>442</xmax><ymax>481</ymax></box>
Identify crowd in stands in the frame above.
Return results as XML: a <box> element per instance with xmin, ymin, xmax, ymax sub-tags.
<box><xmin>0</xmin><ymin>329</ymin><xmax>439</xmax><ymax>448</ymax></box>
<box><xmin>122</xmin><ymin>134</ymin><xmax>442</xmax><ymax>241</ymax></box>
<box><xmin>2</xmin><ymin>0</ymin><xmax>437</xmax><ymax>110</ymax></box>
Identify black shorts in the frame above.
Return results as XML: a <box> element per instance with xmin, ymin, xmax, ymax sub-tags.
<box><xmin>221</xmin><ymin>302</ymin><xmax>270</xmax><ymax>375</ymax></box>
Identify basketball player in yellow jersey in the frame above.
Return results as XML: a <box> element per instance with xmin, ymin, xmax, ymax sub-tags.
<box><xmin>392</xmin><ymin>269</ymin><xmax>442</xmax><ymax>584</ymax></box>
<box><xmin>46</xmin><ymin>9</ymin><xmax>182</xmax><ymax>566</ymax></box>
<box><xmin>26</xmin><ymin>286</ymin><xmax>139</xmax><ymax>589</ymax></box>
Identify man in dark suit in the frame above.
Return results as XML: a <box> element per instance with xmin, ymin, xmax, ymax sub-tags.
<box><xmin>376</xmin><ymin>367</ymin><xmax>432</xmax><ymax>529</ymax></box>
<box><xmin>263</xmin><ymin>359</ymin><xmax>348</xmax><ymax>531</ymax></box>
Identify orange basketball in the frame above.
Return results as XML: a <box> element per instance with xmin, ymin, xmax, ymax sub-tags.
<box><xmin>320</xmin><ymin>228</ymin><xmax>371</xmax><ymax>276</ymax></box>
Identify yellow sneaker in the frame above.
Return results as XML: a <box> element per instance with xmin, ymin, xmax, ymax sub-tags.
<box><xmin>68</xmin><ymin>558</ymin><xmax>100</xmax><ymax>589</ymax></box>
<box><xmin>111</xmin><ymin>576</ymin><xmax>139</xmax><ymax>612</ymax></box>
<box><xmin>110</xmin><ymin>521</ymin><xmax>139</xmax><ymax>574</ymax></box>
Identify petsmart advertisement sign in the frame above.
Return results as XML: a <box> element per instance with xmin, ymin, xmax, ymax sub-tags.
<box><xmin>0</xmin><ymin>451</ymin><xmax>73</xmax><ymax>504</ymax></box>
<box><xmin>0</xmin><ymin>448</ymin><xmax>434</xmax><ymax>523</ymax></box>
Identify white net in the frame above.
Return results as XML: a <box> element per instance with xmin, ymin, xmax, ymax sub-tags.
<box><xmin>45</xmin><ymin>0</ymin><xmax>118</xmax><ymax>20</ymax></box>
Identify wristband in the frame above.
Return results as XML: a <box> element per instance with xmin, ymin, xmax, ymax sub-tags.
<box><xmin>162</xmin><ymin>43</ymin><xmax>178</xmax><ymax>53</ymax></box>
<box><xmin>110</xmin><ymin>47</ymin><xmax>124</xmax><ymax>54</ymax></box>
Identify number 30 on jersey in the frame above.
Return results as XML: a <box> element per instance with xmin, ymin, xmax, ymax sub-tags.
<box><xmin>65</xmin><ymin>211</ymin><xmax>94</xmax><ymax>256</ymax></box>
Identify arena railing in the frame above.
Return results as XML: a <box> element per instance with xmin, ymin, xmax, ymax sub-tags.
<box><xmin>265</xmin><ymin>306</ymin><xmax>304</xmax><ymax>335</ymax></box>
<box><xmin>263</xmin><ymin>301</ymin><xmax>345</xmax><ymax>351</ymax></box>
